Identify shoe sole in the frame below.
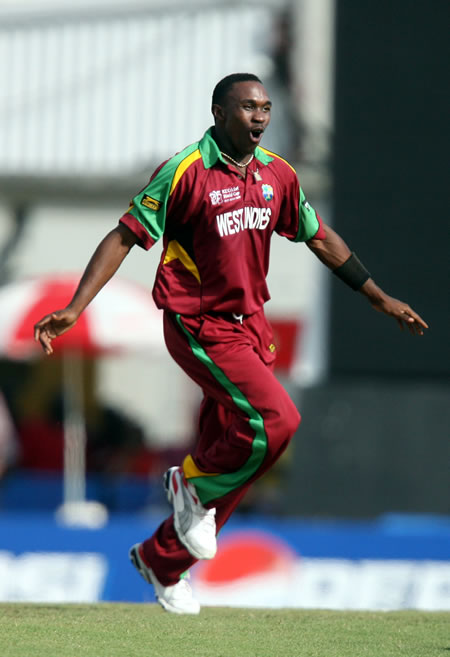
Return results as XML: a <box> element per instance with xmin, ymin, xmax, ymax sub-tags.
<box><xmin>129</xmin><ymin>544</ymin><xmax>153</xmax><ymax>586</ymax></box>
<box><xmin>129</xmin><ymin>544</ymin><xmax>198</xmax><ymax>615</ymax></box>
<box><xmin>164</xmin><ymin>468</ymin><xmax>216</xmax><ymax>561</ymax></box>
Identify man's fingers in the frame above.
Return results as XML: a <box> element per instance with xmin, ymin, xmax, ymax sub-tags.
<box><xmin>415</xmin><ymin>315</ymin><xmax>429</xmax><ymax>329</ymax></box>
<box><xmin>41</xmin><ymin>339</ymin><xmax>53</xmax><ymax>355</ymax></box>
<box><xmin>400</xmin><ymin>307</ymin><xmax>429</xmax><ymax>329</ymax></box>
<box><xmin>36</xmin><ymin>328</ymin><xmax>54</xmax><ymax>355</ymax></box>
<box><xmin>396</xmin><ymin>311</ymin><xmax>426</xmax><ymax>336</ymax></box>
<box><xmin>397</xmin><ymin>315</ymin><xmax>425</xmax><ymax>336</ymax></box>
<box><xmin>34</xmin><ymin>316</ymin><xmax>60</xmax><ymax>355</ymax></box>
<box><xmin>375</xmin><ymin>297</ymin><xmax>428</xmax><ymax>336</ymax></box>
<box><xmin>407</xmin><ymin>321</ymin><xmax>417</xmax><ymax>336</ymax></box>
<box><xmin>34</xmin><ymin>324</ymin><xmax>49</xmax><ymax>342</ymax></box>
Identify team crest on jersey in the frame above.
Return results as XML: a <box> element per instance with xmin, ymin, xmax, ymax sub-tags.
<box><xmin>261</xmin><ymin>184</ymin><xmax>274</xmax><ymax>201</ymax></box>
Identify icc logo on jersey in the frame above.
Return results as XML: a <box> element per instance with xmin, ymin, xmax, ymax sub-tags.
<box><xmin>209</xmin><ymin>190</ymin><xmax>223</xmax><ymax>205</ymax></box>
<box><xmin>261</xmin><ymin>184</ymin><xmax>274</xmax><ymax>201</ymax></box>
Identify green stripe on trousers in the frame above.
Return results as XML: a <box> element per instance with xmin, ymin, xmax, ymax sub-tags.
<box><xmin>175</xmin><ymin>313</ymin><xmax>268</xmax><ymax>505</ymax></box>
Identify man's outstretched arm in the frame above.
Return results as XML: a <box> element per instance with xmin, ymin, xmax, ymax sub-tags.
<box><xmin>34</xmin><ymin>224</ymin><xmax>139</xmax><ymax>354</ymax></box>
<box><xmin>306</xmin><ymin>222</ymin><xmax>429</xmax><ymax>336</ymax></box>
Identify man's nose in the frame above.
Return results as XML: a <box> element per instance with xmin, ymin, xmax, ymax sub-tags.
<box><xmin>252</xmin><ymin>109</ymin><xmax>266</xmax><ymax>122</ymax></box>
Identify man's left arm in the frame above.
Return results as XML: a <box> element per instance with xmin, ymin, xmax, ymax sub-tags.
<box><xmin>306</xmin><ymin>221</ymin><xmax>429</xmax><ymax>336</ymax></box>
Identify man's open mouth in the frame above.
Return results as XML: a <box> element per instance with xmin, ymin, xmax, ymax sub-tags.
<box><xmin>250</xmin><ymin>129</ymin><xmax>264</xmax><ymax>143</ymax></box>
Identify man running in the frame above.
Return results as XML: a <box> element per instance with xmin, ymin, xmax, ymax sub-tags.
<box><xmin>34</xmin><ymin>73</ymin><xmax>428</xmax><ymax>614</ymax></box>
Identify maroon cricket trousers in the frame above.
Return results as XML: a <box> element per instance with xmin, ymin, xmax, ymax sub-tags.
<box><xmin>141</xmin><ymin>308</ymin><xmax>301</xmax><ymax>585</ymax></box>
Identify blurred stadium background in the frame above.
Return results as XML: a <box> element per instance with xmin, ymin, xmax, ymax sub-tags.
<box><xmin>0</xmin><ymin>0</ymin><xmax>448</xmax><ymax>609</ymax></box>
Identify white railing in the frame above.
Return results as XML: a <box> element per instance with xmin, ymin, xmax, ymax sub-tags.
<box><xmin>0</xmin><ymin>1</ymin><xmax>280</xmax><ymax>176</ymax></box>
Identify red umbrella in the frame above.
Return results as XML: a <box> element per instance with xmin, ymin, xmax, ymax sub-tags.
<box><xmin>0</xmin><ymin>273</ymin><xmax>164</xmax><ymax>359</ymax></box>
<box><xmin>0</xmin><ymin>274</ymin><xmax>165</xmax><ymax>525</ymax></box>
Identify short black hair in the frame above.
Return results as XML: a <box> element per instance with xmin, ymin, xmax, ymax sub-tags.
<box><xmin>212</xmin><ymin>73</ymin><xmax>262</xmax><ymax>107</ymax></box>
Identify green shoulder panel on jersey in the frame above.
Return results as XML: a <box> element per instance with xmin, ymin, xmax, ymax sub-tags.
<box><xmin>295</xmin><ymin>187</ymin><xmax>321</xmax><ymax>242</ymax></box>
<box><xmin>258</xmin><ymin>146</ymin><xmax>294</xmax><ymax>171</ymax></box>
<box><xmin>259</xmin><ymin>147</ymin><xmax>320</xmax><ymax>241</ymax></box>
<box><xmin>128</xmin><ymin>142</ymin><xmax>202</xmax><ymax>243</ymax></box>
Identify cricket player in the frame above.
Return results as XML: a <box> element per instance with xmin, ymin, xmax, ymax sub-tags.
<box><xmin>34</xmin><ymin>73</ymin><xmax>428</xmax><ymax>614</ymax></box>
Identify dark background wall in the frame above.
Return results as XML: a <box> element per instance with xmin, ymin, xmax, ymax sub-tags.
<box><xmin>286</xmin><ymin>1</ymin><xmax>449</xmax><ymax>518</ymax></box>
<box><xmin>331</xmin><ymin>0</ymin><xmax>449</xmax><ymax>377</ymax></box>
<box><xmin>286</xmin><ymin>381</ymin><xmax>449</xmax><ymax>517</ymax></box>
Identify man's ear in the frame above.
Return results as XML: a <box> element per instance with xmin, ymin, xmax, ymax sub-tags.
<box><xmin>212</xmin><ymin>103</ymin><xmax>225</xmax><ymax>121</ymax></box>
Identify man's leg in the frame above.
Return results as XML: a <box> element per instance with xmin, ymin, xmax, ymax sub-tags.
<box><xmin>140</xmin><ymin>310</ymin><xmax>300</xmax><ymax>585</ymax></box>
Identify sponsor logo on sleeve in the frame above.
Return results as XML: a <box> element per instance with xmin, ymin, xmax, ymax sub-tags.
<box><xmin>141</xmin><ymin>195</ymin><xmax>162</xmax><ymax>211</ymax></box>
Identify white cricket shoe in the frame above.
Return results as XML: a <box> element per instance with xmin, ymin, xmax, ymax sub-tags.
<box><xmin>164</xmin><ymin>466</ymin><xmax>217</xmax><ymax>560</ymax></box>
<box><xmin>129</xmin><ymin>543</ymin><xmax>200</xmax><ymax>615</ymax></box>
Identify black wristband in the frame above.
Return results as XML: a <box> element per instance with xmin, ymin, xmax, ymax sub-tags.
<box><xmin>332</xmin><ymin>252</ymin><xmax>371</xmax><ymax>291</ymax></box>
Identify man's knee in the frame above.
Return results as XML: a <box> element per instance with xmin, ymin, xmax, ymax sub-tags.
<box><xmin>288</xmin><ymin>406</ymin><xmax>301</xmax><ymax>436</ymax></box>
<box><xmin>265</xmin><ymin>399</ymin><xmax>301</xmax><ymax>452</ymax></box>
<box><xmin>279</xmin><ymin>393</ymin><xmax>301</xmax><ymax>434</ymax></box>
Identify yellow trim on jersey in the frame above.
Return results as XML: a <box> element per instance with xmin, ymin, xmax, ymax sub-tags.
<box><xmin>163</xmin><ymin>240</ymin><xmax>201</xmax><ymax>283</ymax></box>
<box><xmin>259</xmin><ymin>147</ymin><xmax>297</xmax><ymax>173</ymax></box>
<box><xmin>183</xmin><ymin>454</ymin><xmax>218</xmax><ymax>479</ymax></box>
<box><xmin>170</xmin><ymin>149</ymin><xmax>202</xmax><ymax>195</ymax></box>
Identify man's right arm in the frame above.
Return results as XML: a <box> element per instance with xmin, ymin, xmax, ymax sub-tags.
<box><xmin>34</xmin><ymin>224</ymin><xmax>139</xmax><ymax>354</ymax></box>
<box><xmin>306</xmin><ymin>221</ymin><xmax>428</xmax><ymax>335</ymax></box>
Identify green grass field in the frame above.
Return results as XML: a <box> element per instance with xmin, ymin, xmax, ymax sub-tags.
<box><xmin>0</xmin><ymin>604</ymin><xmax>448</xmax><ymax>657</ymax></box>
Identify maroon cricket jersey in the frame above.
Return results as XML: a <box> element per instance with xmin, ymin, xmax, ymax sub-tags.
<box><xmin>119</xmin><ymin>128</ymin><xmax>323</xmax><ymax>316</ymax></box>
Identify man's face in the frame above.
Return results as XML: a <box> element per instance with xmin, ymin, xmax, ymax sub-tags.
<box><xmin>214</xmin><ymin>81</ymin><xmax>272</xmax><ymax>156</ymax></box>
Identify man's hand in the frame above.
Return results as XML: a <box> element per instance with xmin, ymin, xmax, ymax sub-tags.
<box><xmin>307</xmin><ymin>224</ymin><xmax>429</xmax><ymax>336</ymax></box>
<box><xmin>34</xmin><ymin>308</ymin><xmax>79</xmax><ymax>355</ymax></box>
<box><xmin>362</xmin><ymin>283</ymin><xmax>429</xmax><ymax>336</ymax></box>
<box><xmin>33</xmin><ymin>224</ymin><xmax>138</xmax><ymax>355</ymax></box>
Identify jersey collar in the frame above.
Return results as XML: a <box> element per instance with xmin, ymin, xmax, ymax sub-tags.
<box><xmin>199</xmin><ymin>127</ymin><xmax>273</xmax><ymax>169</ymax></box>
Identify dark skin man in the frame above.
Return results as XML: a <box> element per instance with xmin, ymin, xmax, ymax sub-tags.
<box><xmin>35</xmin><ymin>79</ymin><xmax>427</xmax><ymax>353</ymax></box>
<box><xmin>33</xmin><ymin>75</ymin><xmax>428</xmax><ymax>615</ymax></box>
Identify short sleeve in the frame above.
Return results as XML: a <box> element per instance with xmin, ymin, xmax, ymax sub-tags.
<box><xmin>119</xmin><ymin>159</ymin><xmax>173</xmax><ymax>249</ymax></box>
<box><xmin>295</xmin><ymin>187</ymin><xmax>322</xmax><ymax>242</ymax></box>
<box><xmin>275</xmin><ymin>167</ymin><xmax>321</xmax><ymax>242</ymax></box>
